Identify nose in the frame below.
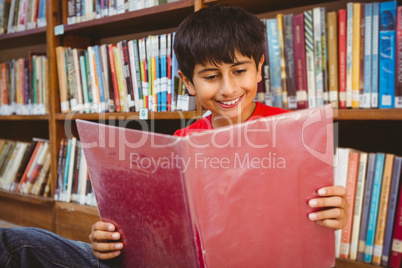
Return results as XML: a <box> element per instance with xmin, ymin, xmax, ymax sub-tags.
<box><xmin>219</xmin><ymin>75</ymin><xmax>237</xmax><ymax>96</ymax></box>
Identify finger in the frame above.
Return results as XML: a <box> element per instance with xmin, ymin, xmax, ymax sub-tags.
<box><xmin>92</xmin><ymin>241</ymin><xmax>123</xmax><ymax>253</ymax></box>
<box><xmin>317</xmin><ymin>186</ymin><xmax>346</xmax><ymax>197</ymax></box>
<box><xmin>308</xmin><ymin>208</ymin><xmax>345</xmax><ymax>221</ymax></box>
<box><xmin>308</xmin><ymin>196</ymin><xmax>347</xmax><ymax>209</ymax></box>
<box><xmin>93</xmin><ymin>221</ymin><xmax>115</xmax><ymax>232</ymax></box>
<box><xmin>315</xmin><ymin>219</ymin><xmax>344</xmax><ymax>230</ymax></box>
<box><xmin>93</xmin><ymin>249</ymin><xmax>122</xmax><ymax>260</ymax></box>
<box><xmin>94</xmin><ymin>230</ymin><xmax>121</xmax><ymax>241</ymax></box>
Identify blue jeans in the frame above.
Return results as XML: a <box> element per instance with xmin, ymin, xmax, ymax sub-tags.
<box><xmin>0</xmin><ymin>227</ymin><xmax>121</xmax><ymax>268</ymax></box>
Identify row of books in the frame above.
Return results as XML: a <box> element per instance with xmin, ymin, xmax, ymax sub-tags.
<box><xmin>56</xmin><ymin>33</ymin><xmax>196</xmax><ymax>114</ymax></box>
<box><xmin>54</xmin><ymin>138</ymin><xmax>96</xmax><ymax>207</ymax></box>
<box><xmin>0</xmin><ymin>53</ymin><xmax>48</xmax><ymax>116</ymax></box>
<box><xmin>0</xmin><ymin>0</ymin><xmax>47</xmax><ymax>35</ymax></box>
<box><xmin>66</xmin><ymin>0</ymin><xmax>180</xmax><ymax>25</ymax></box>
<box><xmin>0</xmin><ymin>138</ymin><xmax>51</xmax><ymax>198</ymax></box>
<box><xmin>334</xmin><ymin>147</ymin><xmax>402</xmax><ymax>267</ymax></box>
<box><xmin>260</xmin><ymin>1</ymin><xmax>402</xmax><ymax>110</ymax></box>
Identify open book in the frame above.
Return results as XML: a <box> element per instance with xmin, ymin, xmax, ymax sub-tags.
<box><xmin>76</xmin><ymin>105</ymin><xmax>335</xmax><ymax>268</ymax></box>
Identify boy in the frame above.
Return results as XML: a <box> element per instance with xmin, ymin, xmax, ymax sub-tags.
<box><xmin>0</xmin><ymin>4</ymin><xmax>347</xmax><ymax>267</ymax></box>
<box><xmin>90</xmin><ymin>4</ymin><xmax>347</xmax><ymax>261</ymax></box>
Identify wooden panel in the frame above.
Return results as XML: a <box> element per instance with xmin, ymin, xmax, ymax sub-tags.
<box><xmin>0</xmin><ymin>27</ymin><xmax>47</xmax><ymax>49</ymax></box>
<box><xmin>335</xmin><ymin>258</ymin><xmax>378</xmax><ymax>268</ymax></box>
<box><xmin>335</xmin><ymin>109</ymin><xmax>402</xmax><ymax>121</ymax></box>
<box><xmin>0</xmin><ymin>191</ymin><xmax>54</xmax><ymax>230</ymax></box>
<box><xmin>0</xmin><ymin>115</ymin><xmax>49</xmax><ymax>121</ymax></box>
<box><xmin>55</xmin><ymin>202</ymin><xmax>100</xmax><ymax>242</ymax></box>
<box><xmin>55</xmin><ymin>111</ymin><xmax>198</xmax><ymax>120</ymax></box>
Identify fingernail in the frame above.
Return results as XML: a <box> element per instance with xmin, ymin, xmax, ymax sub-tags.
<box><xmin>115</xmin><ymin>243</ymin><xmax>123</xmax><ymax>249</ymax></box>
<box><xmin>318</xmin><ymin>189</ymin><xmax>326</xmax><ymax>195</ymax></box>
<box><xmin>114</xmin><ymin>251</ymin><xmax>121</xmax><ymax>256</ymax></box>
<box><xmin>108</xmin><ymin>225</ymin><xmax>114</xmax><ymax>231</ymax></box>
<box><xmin>112</xmin><ymin>233</ymin><xmax>119</xmax><ymax>239</ymax></box>
<box><xmin>308</xmin><ymin>213</ymin><xmax>317</xmax><ymax>220</ymax></box>
<box><xmin>309</xmin><ymin>199</ymin><xmax>318</xmax><ymax>206</ymax></box>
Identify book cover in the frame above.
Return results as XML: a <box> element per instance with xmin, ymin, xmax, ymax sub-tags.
<box><xmin>346</xmin><ymin>3</ymin><xmax>353</xmax><ymax>108</ymax></box>
<box><xmin>277</xmin><ymin>14</ymin><xmax>288</xmax><ymax>109</ymax></box>
<box><xmin>378</xmin><ymin>0</ymin><xmax>397</xmax><ymax>108</ymax></box>
<box><xmin>313</xmin><ymin>8</ymin><xmax>324</xmax><ymax>107</ymax></box>
<box><xmin>395</xmin><ymin>6</ymin><xmax>402</xmax><ymax>108</ymax></box>
<box><xmin>352</xmin><ymin>3</ymin><xmax>361</xmax><ymax>109</ymax></box>
<box><xmin>363</xmin><ymin>3</ymin><xmax>373</xmax><ymax>109</ymax></box>
<box><xmin>389</xmin><ymin>157</ymin><xmax>402</xmax><ymax>268</ymax></box>
<box><xmin>77</xmin><ymin>105</ymin><xmax>336</xmax><ymax>268</ymax></box>
<box><xmin>283</xmin><ymin>14</ymin><xmax>297</xmax><ymax>110</ymax></box>
<box><xmin>292</xmin><ymin>13</ymin><xmax>308</xmax><ymax>109</ymax></box>
<box><xmin>357</xmin><ymin>153</ymin><xmax>377</xmax><ymax>261</ymax></box>
<box><xmin>359</xmin><ymin>4</ymin><xmax>366</xmax><ymax>109</ymax></box>
<box><xmin>373</xmin><ymin>154</ymin><xmax>395</xmax><ymax>264</ymax></box>
<box><xmin>382</xmin><ymin>156</ymin><xmax>402</xmax><ymax>266</ymax></box>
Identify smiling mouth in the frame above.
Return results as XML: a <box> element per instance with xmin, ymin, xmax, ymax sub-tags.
<box><xmin>217</xmin><ymin>95</ymin><xmax>243</xmax><ymax>106</ymax></box>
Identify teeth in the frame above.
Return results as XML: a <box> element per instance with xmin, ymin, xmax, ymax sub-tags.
<box><xmin>221</xmin><ymin>97</ymin><xmax>240</xmax><ymax>105</ymax></box>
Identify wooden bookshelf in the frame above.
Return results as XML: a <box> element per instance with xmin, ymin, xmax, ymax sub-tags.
<box><xmin>55</xmin><ymin>111</ymin><xmax>199</xmax><ymax>121</ymax></box>
<box><xmin>335</xmin><ymin>109</ymin><xmax>402</xmax><ymax>121</ymax></box>
<box><xmin>0</xmin><ymin>27</ymin><xmax>47</xmax><ymax>49</ymax></box>
<box><xmin>0</xmin><ymin>115</ymin><xmax>49</xmax><ymax>121</ymax></box>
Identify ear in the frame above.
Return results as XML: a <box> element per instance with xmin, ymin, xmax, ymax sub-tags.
<box><xmin>256</xmin><ymin>55</ymin><xmax>264</xmax><ymax>83</ymax></box>
<box><xmin>178</xmin><ymin>70</ymin><xmax>197</xmax><ymax>96</ymax></box>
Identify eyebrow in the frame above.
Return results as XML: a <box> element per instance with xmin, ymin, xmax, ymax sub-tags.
<box><xmin>197</xmin><ymin>60</ymin><xmax>252</xmax><ymax>75</ymax></box>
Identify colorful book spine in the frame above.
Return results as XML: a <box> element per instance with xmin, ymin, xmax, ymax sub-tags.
<box><xmin>320</xmin><ymin>7</ymin><xmax>328</xmax><ymax>105</ymax></box>
<box><xmin>363</xmin><ymin>3</ymin><xmax>373</xmax><ymax>108</ymax></box>
<box><xmin>292</xmin><ymin>13</ymin><xmax>308</xmax><ymax>109</ymax></box>
<box><xmin>107</xmin><ymin>44</ymin><xmax>121</xmax><ymax>112</ymax></box>
<box><xmin>133</xmin><ymin>39</ymin><xmax>143</xmax><ymax>110</ymax></box>
<box><xmin>389</xmin><ymin>157</ymin><xmax>402</xmax><ymax>267</ymax></box>
<box><xmin>364</xmin><ymin>153</ymin><xmax>386</xmax><ymax>263</ymax></box>
<box><xmin>127</xmin><ymin>40</ymin><xmax>140</xmax><ymax>112</ymax></box>
<box><xmin>359</xmin><ymin>4</ymin><xmax>366</xmax><ymax>109</ymax></box>
<box><xmin>339</xmin><ymin>9</ymin><xmax>347</xmax><ymax>109</ymax></box>
<box><xmin>395</xmin><ymin>6</ymin><xmax>402</xmax><ymax>108</ymax></box>
<box><xmin>358</xmin><ymin>153</ymin><xmax>377</xmax><ymax>261</ymax></box>
<box><xmin>378</xmin><ymin>0</ymin><xmax>396</xmax><ymax>108</ymax></box>
<box><xmin>313</xmin><ymin>8</ymin><xmax>324</xmax><ymax>107</ymax></box>
<box><xmin>372</xmin><ymin>3</ymin><xmax>380</xmax><ymax>108</ymax></box>
<box><xmin>350</xmin><ymin>152</ymin><xmax>368</xmax><ymax>260</ymax></box>
<box><xmin>346</xmin><ymin>3</ymin><xmax>353</xmax><ymax>108</ymax></box>
<box><xmin>352</xmin><ymin>3</ymin><xmax>361</xmax><ymax>108</ymax></box>
<box><xmin>373</xmin><ymin>154</ymin><xmax>395</xmax><ymax>264</ymax></box>
<box><xmin>382</xmin><ymin>156</ymin><xmax>402</xmax><ymax>266</ymax></box>
<box><xmin>340</xmin><ymin>151</ymin><xmax>360</xmax><ymax>259</ymax></box>
<box><xmin>266</xmin><ymin>18</ymin><xmax>283</xmax><ymax>108</ymax></box>
<box><xmin>94</xmin><ymin>45</ymin><xmax>107</xmax><ymax>112</ymax></box>
<box><xmin>283</xmin><ymin>14</ymin><xmax>297</xmax><ymax>110</ymax></box>
<box><xmin>160</xmin><ymin>34</ymin><xmax>167</xmax><ymax>112</ymax></box>
<box><xmin>304</xmin><ymin>10</ymin><xmax>316</xmax><ymax>108</ymax></box>
<box><xmin>327</xmin><ymin>11</ymin><xmax>338</xmax><ymax>108</ymax></box>
<box><xmin>277</xmin><ymin>14</ymin><xmax>288</xmax><ymax>109</ymax></box>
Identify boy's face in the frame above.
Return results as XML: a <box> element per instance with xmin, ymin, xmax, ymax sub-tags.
<box><xmin>179</xmin><ymin>51</ymin><xmax>263</xmax><ymax>128</ymax></box>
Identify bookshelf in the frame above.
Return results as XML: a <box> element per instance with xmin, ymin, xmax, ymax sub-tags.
<box><xmin>0</xmin><ymin>0</ymin><xmax>401</xmax><ymax>267</ymax></box>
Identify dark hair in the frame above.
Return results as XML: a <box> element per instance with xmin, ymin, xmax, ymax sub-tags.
<box><xmin>173</xmin><ymin>5</ymin><xmax>266</xmax><ymax>83</ymax></box>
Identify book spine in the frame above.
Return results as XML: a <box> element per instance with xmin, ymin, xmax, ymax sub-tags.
<box><xmin>346</xmin><ymin>3</ymin><xmax>353</xmax><ymax>108</ymax></box>
<box><xmin>350</xmin><ymin>152</ymin><xmax>368</xmax><ymax>260</ymax></box>
<box><xmin>107</xmin><ymin>44</ymin><xmax>121</xmax><ymax>112</ymax></box>
<box><xmin>277</xmin><ymin>14</ymin><xmax>288</xmax><ymax>109</ymax></box>
<box><xmin>94</xmin><ymin>45</ymin><xmax>107</xmax><ymax>112</ymax></box>
<box><xmin>357</xmin><ymin>153</ymin><xmax>377</xmax><ymax>261</ymax></box>
<box><xmin>359</xmin><ymin>4</ymin><xmax>365</xmax><ymax>109</ymax></box>
<box><xmin>139</xmin><ymin>38</ymin><xmax>148</xmax><ymax>109</ymax></box>
<box><xmin>72</xmin><ymin>49</ymin><xmax>84</xmax><ymax>112</ymax></box>
<box><xmin>292</xmin><ymin>14</ymin><xmax>308</xmax><ymax>109</ymax></box>
<box><xmin>313</xmin><ymin>8</ymin><xmax>324</xmax><ymax>107</ymax></box>
<box><xmin>364</xmin><ymin>153</ymin><xmax>386</xmax><ymax>263</ymax></box>
<box><xmin>128</xmin><ymin>40</ymin><xmax>139</xmax><ymax>112</ymax></box>
<box><xmin>304</xmin><ymin>10</ymin><xmax>316</xmax><ymax>108</ymax></box>
<box><xmin>340</xmin><ymin>151</ymin><xmax>360</xmax><ymax>259</ymax></box>
<box><xmin>379</xmin><ymin>0</ymin><xmax>397</xmax><ymax>108</ymax></box>
<box><xmin>266</xmin><ymin>18</ymin><xmax>283</xmax><ymax>108</ymax></box>
<box><xmin>160</xmin><ymin>34</ymin><xmax>167</xmax><ymax>112</ymax></box>
<box><xmin>54</xmin><ymin>139</ymin><xmax>66</xmax><ymax>201</ymax></box>
<box><xmin>79</xmin><ymin>55</ymin><xmax>90</xmax><ymax>112</ymax></box>
<box><xmin>351</xmin><ymin>3</ymin><xmax>361</xmax><ymax>108</ymax></box>
<box><xmin>122</xmin><ymin>40</ymin><xmax>135</xmax><ymax>112</ymax></box>
<box><xmin>373</xmin><ymin>154</ymin><xmax>395</xmax><ymax>264</ymax></box>
<box><xmin>363</xmin><ymin>3</ymin><xmax>373</xmax><ymax>108</ymax></box>
<box><xmin>101</xmin><ymin>44</ymin><xmax>113</xmax><ymax>112</ymax></box>
<box><xmin>115</xmin><ymin>43</ymin><xmax>128</xmax><ymax>112</ymax></box>
<box><xmin>320</xmin><ymin>8</ymin><xmax>328</xmax><ymax>105</ymax></box>
<box><xmin>327</xmin><ymin>11</ymin><xmax>338</xmax><ymax>108</ymax></box>
<box><xmin>283</xmin><ymin>14</ymin><xmax>296</xmax><ymax>110</ymax></box>
<box><xmin>133</xmin><ymin>39</ymin><xmax>143</xmax><ymax>110</ymax></box>
<box><xmin>395</xmin><ymin>6</ymin><xmax>402</xmax><ymax>108</ymax></box>
<box><xmin>372</xmin><ymin>3</ymin><xmax>380</xmax><ymax>108</ymax></box>
<box><xmin>382</xmin><ymin>156</ymin><xmax>402</xmax><ymax>266</ymax></box>
<box><xmin>389</xmin><ymin>157</ymin><xmax>402</xmax><ymax>267</ymax></box>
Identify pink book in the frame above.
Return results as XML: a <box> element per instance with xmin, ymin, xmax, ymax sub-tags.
<box><xmin>338</xmin><ymin>9</ymin><xmax>347</xmax><ymax>109</ymax></box>
<box><xmin>77</xmin><ymin>105</ymin><xmax>335</xmax><ymax>268</ymax></box>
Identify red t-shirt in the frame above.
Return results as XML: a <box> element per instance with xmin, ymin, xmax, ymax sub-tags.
<box><xmin>174</xmin><ymin>102</ymin><xmax>289</xmax><ymax>136</ymax></box>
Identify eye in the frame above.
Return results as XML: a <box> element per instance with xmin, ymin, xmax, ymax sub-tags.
<box><xmin>204</xmin><ymin>74</ymin><xmax>219</xmax><ymax>80</ymax></box>
<box><xmin>234</xmin><ymin>69</ymin><xmax>246</xmax><ymax>75</ymax></box>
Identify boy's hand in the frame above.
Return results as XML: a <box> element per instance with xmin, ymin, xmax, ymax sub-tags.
<box><xmin>307</xmin><ymin>186</ymin><xmax>348</xmax><ymax>230</ymax></box>
<box><xmin>89</xmin><ymin>221</ymin><xmax>123</xmax><ymax>260</ymax></box>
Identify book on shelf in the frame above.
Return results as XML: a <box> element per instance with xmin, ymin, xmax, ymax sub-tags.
<box><xmin>389</xmin><ymin>157</ymin><xmax>402</xmax><ymax>267</ymax></box>
<box><xmin>76</xmin><ymin>105</ymin><xmax>335</xmax><ymax>267</ymax></box>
